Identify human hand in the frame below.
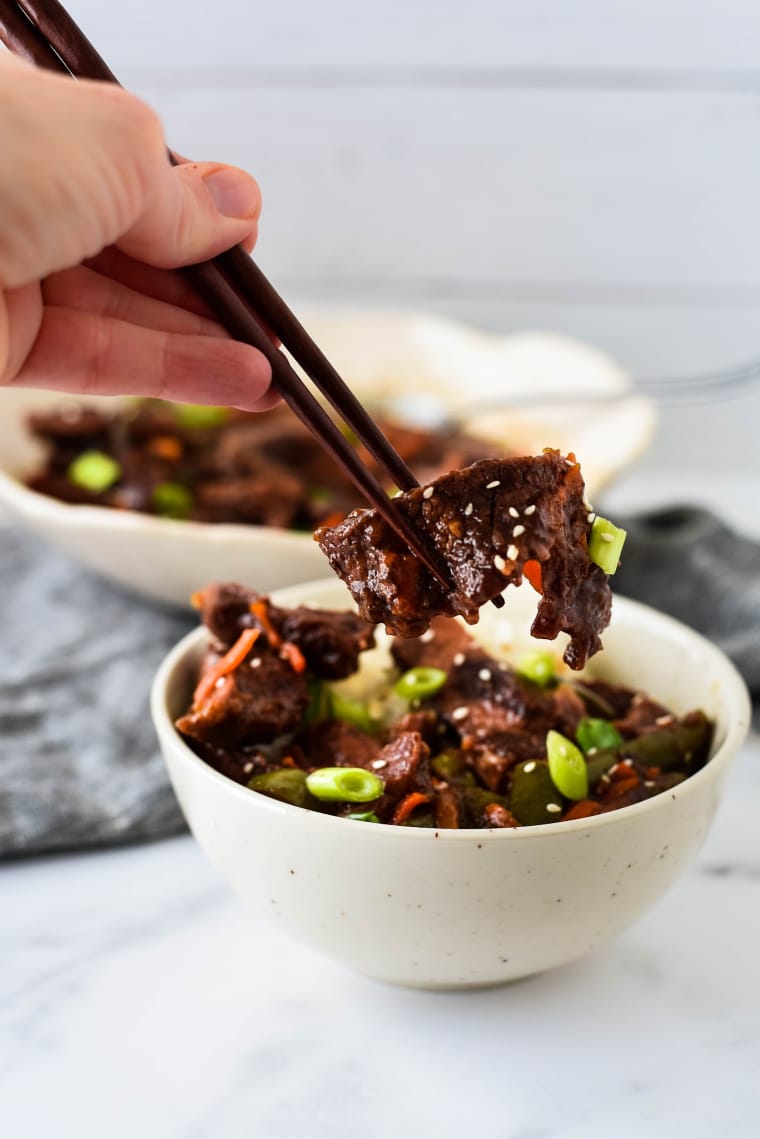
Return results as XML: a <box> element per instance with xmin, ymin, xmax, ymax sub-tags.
<box><xmin>0</xmin><ymin>54</ymin><xmax>274</xmax><ymax>410</ymax></box>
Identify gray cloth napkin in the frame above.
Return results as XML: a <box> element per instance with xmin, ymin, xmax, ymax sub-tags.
<box><xmin>0</xmin><ymin>526</ymin><xmax>193</xmax><ymax>857</ymax></box>
<box><xmin>1</xmin><ymin>506</ymin><xmax>758</xmax><ymax>858</ymax></box>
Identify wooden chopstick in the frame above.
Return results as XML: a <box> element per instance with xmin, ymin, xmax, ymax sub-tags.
<box><xmin>0</xmin><ymin>0</ymin><xmax>456</xmax><ymax>591</ymax></box>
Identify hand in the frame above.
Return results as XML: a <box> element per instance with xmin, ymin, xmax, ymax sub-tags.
<box><xmin>0</xmin><ymin>55</ymin><xmax>274</xmax><ymax>410</ymax></box>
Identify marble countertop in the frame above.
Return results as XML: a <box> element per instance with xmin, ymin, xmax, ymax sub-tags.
<box><xmin>3</xmin><ymin>728</ymin><xmax>759</xmax><ymax>1138</ymax></box>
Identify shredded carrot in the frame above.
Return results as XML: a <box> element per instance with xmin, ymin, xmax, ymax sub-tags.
<box><xmin>280</xmin><ymin>755</ymin><xmax>298</xmax><ymax>769</ymax></box>
<box><xmin>193</xmin><ymin>628</ymin><xmax>260</xmax><ymax>707</ymax></box>
<box><xmin>250</xmin><ymin>600</ymin><xmax>281</xmax><ymax>647</ymax></box>
<box><xmin>280</xmin><ymin>641</ymin><xmax>307</xmax><ymax>673</ymax></box>
<box><xmin>392</xmin><ymin>792</ymin><xmax>430</xmax><ymax>825</ymax></box>
<box><xmin>190</xmin><ymin>589</ymin><xmax>205</xmax><ymax>610</ymax></box>
<box><xmin>148</xmin><ymin>435</ymin><xmax>183</xmax><ymax>460</ymax></box>
<box><xmin>604</xmin><ymin>777</ymin><xmax>640</xmax><ymax>802</ymax></box>
<box><xmin>563</xmin><ymin>800</ymin><xmax>602</xmax><ymax>821</ymax></box>
<box><xmin>523</xmin><ymin>559</ymin><xmax>543</xmax><ymax>594</ymax></box>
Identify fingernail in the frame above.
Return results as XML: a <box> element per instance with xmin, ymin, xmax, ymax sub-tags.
<box><xmin>204</xmin><ymin>167</ymin><xmax>261</xmax><ymax>220</ymax></box>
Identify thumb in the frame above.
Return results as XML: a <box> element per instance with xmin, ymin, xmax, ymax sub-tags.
<box><xmin>117</xmin><ymin>159</ymin><xmax>263</xmax><ymax>269</ymax></box>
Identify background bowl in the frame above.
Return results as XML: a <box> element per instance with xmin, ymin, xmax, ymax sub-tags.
<box><xmin>0</xmin><ymin>312</ymin><xmax>654</xmax><ymax>607</ymax></box>
<box><xmin>151</xmin><ymin>577</ymin><xmax>750</xmax><ymax>989</ymax></box>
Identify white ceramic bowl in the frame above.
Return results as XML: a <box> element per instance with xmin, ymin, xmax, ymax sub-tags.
<box><xmin>151</xmin><ymin>577</ymin><xmax>750</xmax><ymax>989</ymax></box>
<box><xmin>0</xmin><ymin>313</ymin><xmax>654</xmax><ymax>606</ymax></box>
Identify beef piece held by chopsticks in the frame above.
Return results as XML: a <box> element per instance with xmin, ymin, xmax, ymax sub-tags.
<box><xmin>315</xmin><ymin>450</ymin><xmax>612</xmax><ymax>669</ymax></box>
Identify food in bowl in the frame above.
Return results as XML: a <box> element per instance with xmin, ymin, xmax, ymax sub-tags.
<box><xmin>317</xmin><ymin>449</ymin><xmax>624</xmax><ymax>667</ymax></box>
<box><xmin>23</xmin><ymin>399</ymin><xmax>498</xmax><ymax>529</ymax></box>
<box><xmin>175</xmin><ymin>583</ymin><xmax>713</xmax><ymax>830</ymax></box>
<box><xmin>152</xmin><ymin>576</ymin><xmax>748</xmax><ymax>987</ymax></box>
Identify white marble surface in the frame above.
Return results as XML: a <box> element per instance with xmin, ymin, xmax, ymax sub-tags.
<box><xmin>2</xmin><ymin>718</ymin><xmax>758</xmax><ymax>1139</ymax></box>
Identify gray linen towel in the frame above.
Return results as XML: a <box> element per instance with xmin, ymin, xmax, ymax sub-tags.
<box><xmin>1</xmin><ymin>507</ymin><xmax>757</xmax><ymax>857</ymax></box>
<box><xmin>0</xmin><ymin>526</ymin><xmax>193</xmax><ymax>857</ymax></box>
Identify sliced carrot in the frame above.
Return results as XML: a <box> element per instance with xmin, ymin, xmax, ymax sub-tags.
<box><xmin>392</xmin><ymin>791</ymin><xmax>430</xmax><ymax>825</ymax></box>
<box><xmin>523</xmin><ymin>559</ymin><xmax>543</xmax><ymax>594</ymax></box>
<box><xmin>563</xmin><ymin>799</ymin><xmax>602</xmax><ymax>821</ymax></box>
<box><xmin>148</xmin><ymin>435</ymin><xmax>183</xmax><ymax>460</ymax></box>
<box><xmin>250</xmin><ymin>599</ymin><xmax>281</xmax><ymax>647</ymax></box>
<box><xmin>280</xmin><ymin>641</ymin><xmax>307</xmax><ymax>673</ymax></box>
<box><xmin>193</xmin><ymin>628</ymin><xmax>260</xmax><ymax>708</ymax></box>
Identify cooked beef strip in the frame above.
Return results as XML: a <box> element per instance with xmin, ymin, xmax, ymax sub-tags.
<box><xmin>315</xmin><ymin>450</ymin><xmax>612</xmax><ymax>669</ymax></box>
<box><xmin>390</xmin><ymin>615</ymin><xmax>489</xmax><ymax>673</ymax></box>
<box><xmin>388</xmin><ymin>709</ymin><xmax>442</xmax><ymax>749</ymax></box>
<box><xmin>192</xmin><ymin>583</ymin><xmax>376</xmax><ymax>678</ymax></box>
<box><xmin>294</xmin><ymin>720</ymin><xmax>381</xmax><ymax>769</ymax></box>
<box><xmin>371</xmin><ymin>731</ymin><xmax>432</xmax><ymax>816</ymax></box>
<box><xmin>176</xmin><ymin>652</ymin><xmax>309</xmax><ymax>747</ymax></box>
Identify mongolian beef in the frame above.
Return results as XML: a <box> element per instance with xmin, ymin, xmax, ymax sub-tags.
<box><xmin>317</xmin><ymin>449</ymin><xmax>623</xmax><ymax>669</ymax></box>
<box><xmin>176</xmin><ymin>583</ymin><xmax>713</xmax><ymax>830</ymax></box>
<box><xmin>25</xmin><ymin>399</ymin><xmax>497</xmax><ymax>529</ymax></box>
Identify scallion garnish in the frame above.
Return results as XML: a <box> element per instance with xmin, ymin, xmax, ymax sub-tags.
<box><xmin>305</xmin><ymin>767</ymin><xmax>384</xmax><ymax>803</ymax></box>
<box><xmin>546</xmin><ymin>730</ymin><xmax>589</xmax><ymax>801</ymax></box>
<box><xmin>588</xmin><ymin>515</ymin><xmax>627</xmax><ymax>575</ymax></box>
<box><xmin>67</xmin><ymin>450</ymin><xmax>121</xmax><ymax>493</ymax></box>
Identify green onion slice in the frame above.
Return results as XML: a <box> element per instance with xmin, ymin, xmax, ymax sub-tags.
<box><xmin>515</xmin><ymin>649</ymin><xmax>556</xmax><ymax>687</ymax></box>
<box><xmin>305</xmin><ymin>767</ymin><xmax>384</xmax><ymax>803</ymax></box>
<box><xmin>344</xmin><ymin>811</ymin><xmax>380</xmax><ymax>823</ymax></box>
<box><xmin>576</xmin><ymin>717</ymin><xmax>623</xmax><ymax>755</ymax></box>
<box><xmin>394</xmin><ymin>666</ymin><xmax>448</xmax><ymax>702</ymax></box>
<box><xmin>174</xmin><ymin>403</ymin><xmax>229</xmax><ymax>429</ymax></box>
<box><xmin>151</xmin><ymin>481</ymin><xmax>193</xmax><ymax>519</ymax></box>
<box><xmin>67</xmin><ymin>450</ymin><xmax>121</xmax><ymax>493</ymax></box>
<box><xmin>588</xmin><ymin>515</ymin><xmax>627</xmax><ymax>575</ymax></box>
<box><xmin>329</xmin><ymin>692</ymin><xmax>376</xmax><ymax>734</ymax></box>
<box><xmin>546</xmin><ymin>730</ymin><xmax>589</xmax><ymax>801</ymax></box>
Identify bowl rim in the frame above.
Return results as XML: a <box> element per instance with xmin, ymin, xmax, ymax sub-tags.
<box><xmin>151</xmin><ymin>588</ymin><xmax>752</xmax><ymax>842</ymax></box>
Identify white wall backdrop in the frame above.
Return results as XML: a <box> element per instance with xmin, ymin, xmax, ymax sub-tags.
<box><xmin>33</xmin><ymin>2</ymin><xmax>760</xmax><ymax>471</ymax></box>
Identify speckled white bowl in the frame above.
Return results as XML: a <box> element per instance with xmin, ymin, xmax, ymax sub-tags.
<box><xmin>151</xmin><ymin>577</ymin><xmax>749</xmax><ymax>989</ymax></box>
<box><xmin>0</xmin><ymin>314</ymin><xmax>654</xmax><ymax>606</ymax></box>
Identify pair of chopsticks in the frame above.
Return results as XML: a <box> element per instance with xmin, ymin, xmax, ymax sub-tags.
<box><xmin>0</xmin><ymin>0</ymin><xmax>460</xmax><ymax>592</ymax></box>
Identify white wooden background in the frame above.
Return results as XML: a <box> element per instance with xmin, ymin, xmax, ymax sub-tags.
<box><xmin>36</xmin><ymin>3</ymin><xmax>760</xmax><ymax>472</ymax></box>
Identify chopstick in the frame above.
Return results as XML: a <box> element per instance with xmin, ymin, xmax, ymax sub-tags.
<box><xmin>0</xmin><ymin>0</ymin><xmax>458</xmax><ymax>593</ymax></box>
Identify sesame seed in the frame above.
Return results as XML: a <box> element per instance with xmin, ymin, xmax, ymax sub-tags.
<box><xmin>600</xmin><ymin>774</ymin><xmax>611</xmax><ymax>784</ymax></box>
<box><xmin>583</xmin><ymin>500</ymin><xmax>593</xmax><ymax>512</ymax></box>
<box><xmin>587</xmin><ymin>512</ymin><xmax>596</xmax><ymax>524</ymax></box>
<box><xmin>546</xmin><ymin>803</ymin><xmax>562</xmax><ymax>813</ymax></box>
<box><xmin>644</xmin><ymin>780</ymin><xmax>656</xmax><ymax>789</ymax></box>
<box><xmin>452</xmin><ymin>706</ymin><xmax>470</xmax><ymax>721</ymax></box>
<box><xmin>478</xmin><ymin>668</ymin><xmax>492</xmax><ymax>681</ymax></box>
<box><xmin>508</xmin><ymin>506</ymin><xmax>520</xmax><ymax>518</ymax></box>
<box><xmin>623</xmin><ymin>758</ymin><xmax>634</xmax><ymax>767</ymax></box>
<box><xmin>464</xmin><ymin>502</ymin><xmax>474</xmax><ymax>516</ymax></box>
<box><xmin>243</xmin><ymin>761</ymin><xmax>254</xmax><ymax>774</ymax></box>
<box><xmin>420</xmin><ymin>630</ymin><xmax>435</xmax><ymax>643</ymax></box>
<box><xmin>655</xmin><ymin>714</ymin><xmax>675</xmax><ymax>726</ymax></box>
<box><xmin>523</xmin><ymin>761</ymin><xmax>537</xmax><ymax>773</ymax></box>
<box><xmin>453</xmin><ymin>652</ymin><xmax>466</xmax><ymax>666</ymax></box>
<box><xmin>600</xmin><ymin>533</ymin><xmax>614</xmax><ymax>543</ymax></box>
<box><xmin>494</xmin><ymin>554</ymin><xmax>508</xmax><ymax>572</ymax></box>
<box><xmin>486</xmin><ymin>480</ymin><xmax>500</xmax><ymax>489</ymax></box>
<box><xmin>371</xmin><ymin>759</ymin><xmax>388</xmax><ymax>770</ymax></box>
<box><xmin>422</xmin><ymin>486</ymin><xmax>434</xmax><ymax>499</ymax></box>
<box><xmin>214</xmin><ymin>677</ymin><xmax>226</xmax><ymax>689</ymax></box>
<box><xmin>524</xmin><ymin>504</ymin><xmax>536</xmax><ymax>516</ymax></box>
<box><xmin>512</xmin><ymin>524</ymin><xmax>526</xmax><ymax>538</ymax></box>
<box><xmin>507</xmin><ymin>544</ymin><xmax>519</xmax><ymax>561</ymax></box>
<box><xmin>250</xmin><ymin>657</ymin><xmax>262</xmax><ymax>669</ymax></box>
